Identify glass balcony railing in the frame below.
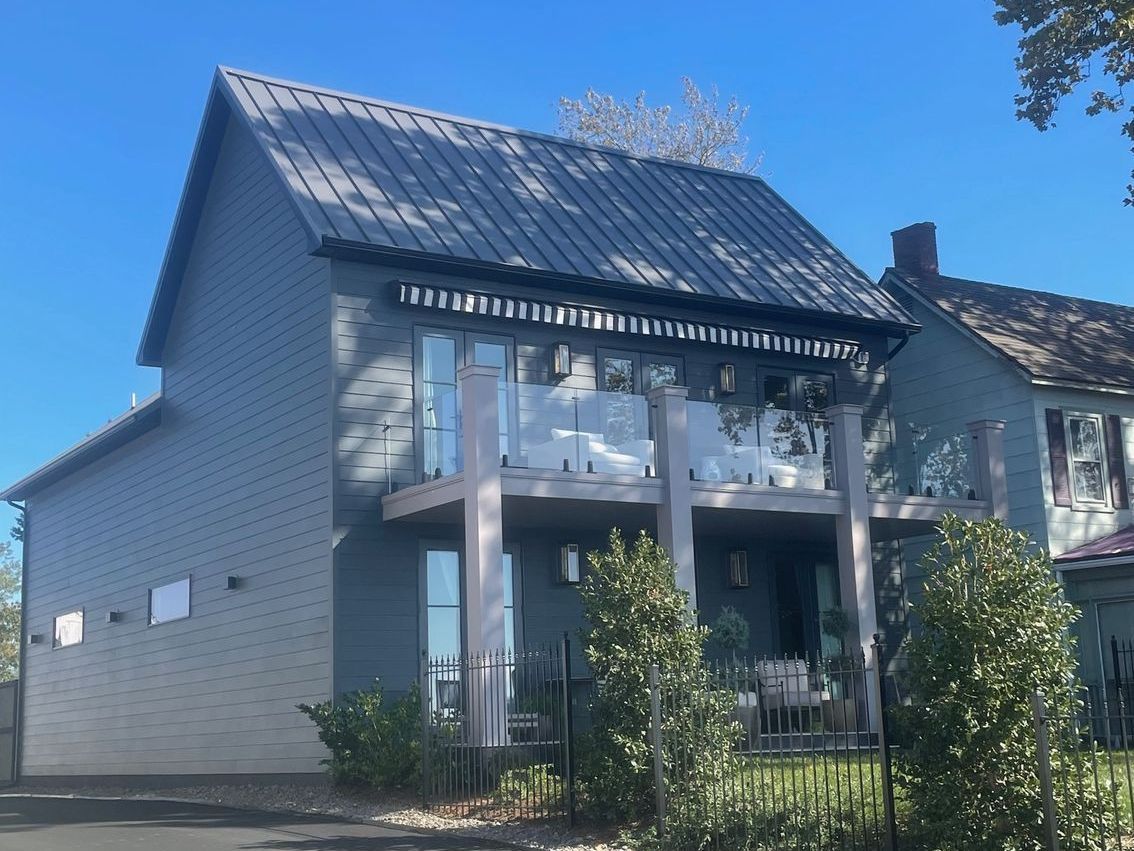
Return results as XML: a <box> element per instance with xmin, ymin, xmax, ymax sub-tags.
<box><xmin>510</xmin><ymin>384</ymin><xmax>654</xmax><ymax>476</ymax></box>
<box><xmin>420</xmin><ymin>383</ymin><xmax>656</xmax><ymax>480</ymax></box>
<box><xmin>687</xmin><ymin>400</ymin><xmax>832</xmax><ymax>489</ymax></box>
<box><xmin>873</xmin><ymin>427</ymin><xmax>978</xmax><ymax>499</ymax></box>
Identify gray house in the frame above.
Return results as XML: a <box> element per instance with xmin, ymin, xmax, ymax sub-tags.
<box><xmin>1</xmin><ymin>69</ymin><xmax>1003</xmax><ymax>783</ymax></box>
<box><xmin>882</xmin><ymin>222</ymin><xmax>1134</xmax><ymax>694</ymax></box>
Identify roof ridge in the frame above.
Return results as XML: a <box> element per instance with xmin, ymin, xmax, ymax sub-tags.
<box><xmin>890</xmin><ymin>267</ymin><xmax>1134</xmax><ymax>312</ymax></box>
<box><xmin>217</xmin><ymin>65</ymin><xmax>774</xmax><ymax>186</ymax></box>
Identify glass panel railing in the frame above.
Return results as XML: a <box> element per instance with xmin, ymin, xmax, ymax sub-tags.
<box><xmin>422</xmin><ymin>387</ymin><xmax>462</xmax><ymax>477</ymax></box>
<box><xmin>914</xmin><ymin>432</ymin><xmax>976</xmax><ymax>499</ymax></box>
<box><xmin>687</xmin><ymin>400</ymin><xmax>832</xmax><ymax>489</ymax></box>
<box><xmin>510</xmin><ymin>384</ymin><xmax>654</xmax><ymax>477</ymax></box>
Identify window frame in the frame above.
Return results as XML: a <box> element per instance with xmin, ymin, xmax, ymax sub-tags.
<box><xmin>756</xmin><ymin>368</ymin><xmax>835</xmax><ymax>413</ymax></box>
<box><xmin>1064</xmin><ymin>410</ymin><xmax>1111</xmax><ymax>511</ymax></box>
<box><xmin>52</xmin><ymin>608</ymin><xmax>84</xmax><ymax>650</ymax></box>
<box><xmin>596</xmin><ymin>348</ymin><xmax>685</xmax><ymax>395</ymax></box>
<box><xmin>148</xmin><ymin>576</ymin><xmax>192</xmax><ymax>627</ymax></box>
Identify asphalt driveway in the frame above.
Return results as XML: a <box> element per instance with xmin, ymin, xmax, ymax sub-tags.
<box><xmin>0</xmin><ymin>796</ymin><xmax>516</xmax><ymax>851</ymax></box>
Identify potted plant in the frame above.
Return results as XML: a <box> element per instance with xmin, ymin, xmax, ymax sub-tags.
<box><xmin>819</xmin><ymin>606</ymin><xmax>862</xmax><ymax>733</ymax></box>
<box><xmin>710</xmin><ymin>607</ymin><xmax>760</xmax><ymax>741</ymax></box>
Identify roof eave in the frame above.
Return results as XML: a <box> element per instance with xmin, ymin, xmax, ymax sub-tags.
<box><xmin>321</xmin><ymin>237</ymin><xmax>922</xmax><ymax>337</ymax></box>
<box><xmin>1</xmin><ymin>394</ymin><xmax>163</xmax><ymax>502</ymax></box>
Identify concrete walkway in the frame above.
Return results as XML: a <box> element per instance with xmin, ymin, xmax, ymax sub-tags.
<box><xmin>0</xmin><ymin>796</ymin><xmax>516</xmax><ymax>851</ymax></box>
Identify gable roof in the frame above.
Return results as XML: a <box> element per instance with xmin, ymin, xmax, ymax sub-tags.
<box><xmin>885</xmin><ymin>269</ymin><xmax>1134</xmax><ymax>392</ymax></box>
<box><xmin>138</xmin><ymin>67</ymin><xmax>915</xmax><ymax>364</ymax></box>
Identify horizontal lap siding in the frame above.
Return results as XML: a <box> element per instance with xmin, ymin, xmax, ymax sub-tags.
<box><xmin>21</xmin><ymin>117</ymin><xmax>332</xmax><ymax>777</ymax></box>
<box><xmin>332</xmin><ymin>259</ymin><xmax>901</xmax><ymax>691</ymax></box>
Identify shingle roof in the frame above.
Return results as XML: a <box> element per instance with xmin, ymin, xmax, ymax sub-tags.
<box><xmin>1055</xmin><ymin>525</ymin><xmax>1134</xmax><ymax>564</ymax></box>
<box><xmin>888</xmin><ymin>269</ymin><xmax>1134</xmax><ymax>391</ymax></box>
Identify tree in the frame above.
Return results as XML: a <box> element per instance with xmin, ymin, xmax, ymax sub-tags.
<box><xmin>897</xmin><ymin>514</ymin><xmax>1109</xmax><ymax>849</ymax></box>
<box><xmin>557</xmin><ymin>77</ymin><xmax>760</xmax><ymax>172</ymax></box>
<box><xmin>994</xmin><ymin>1</ymin><xmax>1134</xmax><ymax>205</ymax></box>
<box><xmin>0</xmin><ymin>542</ymin><xmax>19</xmax><ymax>680</ymax></box>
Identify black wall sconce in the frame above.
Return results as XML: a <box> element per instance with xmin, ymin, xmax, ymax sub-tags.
<box><xmin>551</xmin><ymin>343</ymin><xmax>572</xmax><ymax>379</ymax></box>
<box><xmin>226</xmin><ymin>576</ymin><xmax>241</xmax><ymax>591</ymax></box>
<box><xmin>728</xmin><ymin>550</ymin><xmax>750</xmax><ymax>589</ymax></box>
<box><xmin>558</xmin><ymin>543</ymin><xmax>581</xmax><ymax>584</ymax></box>
<box><xmin>106</xmin><ymin>610</ymin><xmax>122</xmax><ymax>624</ymax></box>
<box><xmin>26</xmin><ymin>633</ymin><xmax>43</xmax><ymax>646</ymax></box>
<box><xmin>718</xmin><ymin>363</ymin><xmax>736</xmax><ymax>396</ymax></box>
<box><xmin>853</xmin><ymin>349</ymin><xmax>871</xmax><ymax>368</ymax></box>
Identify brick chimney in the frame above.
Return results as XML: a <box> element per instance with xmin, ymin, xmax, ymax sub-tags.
<box><xmin>891</xmin><ymin>222</ymin><xmax>938</xmax><ymax>276</ymax></box>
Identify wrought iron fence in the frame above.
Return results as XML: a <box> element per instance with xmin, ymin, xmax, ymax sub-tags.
<box><xmin>420</xmin><ymin>639</ymin><xmax>584</xmax><ymax>823</ymax></box>
<box><xmin>1034</xmin><ymin>687</ymin><xmax>1134</xmax><ymax>851</ymax></box>
<box><xmin>649</xmin><ymin>646</ymin><xmax>897</xmax><ymax>851</ymax></box>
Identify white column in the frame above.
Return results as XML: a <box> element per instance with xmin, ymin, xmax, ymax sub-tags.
<box><xmin>458</xmin><ymin>364</ymin><xmax>506</xmax><ymax>747</ymax></box>
<box><xmin>826</xmin><ymin>404</ymin><xmax>878</xmax><ymax>656</ymax></box>
<box><xmin>967</xmin><ymin>419</ymin><xmax>1009</xmax><ymax>521</ymax></box>
<box><xmin>647</xmin><ymin>384</ymin><xmax>697</xmax><ymax>612</ymax></box>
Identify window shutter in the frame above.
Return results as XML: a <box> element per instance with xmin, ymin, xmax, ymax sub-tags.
<box><xmin>1104</xmin><ymin>414</ymin><xmax>1129</xmax><ymax>509</ymax></box>
<box><xmin>1046</xmin><ymin>408</ymin><xmax>1072</xmax><ymax>507</ymax></box>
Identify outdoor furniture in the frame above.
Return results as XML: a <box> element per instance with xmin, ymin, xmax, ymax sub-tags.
<box><xmin>527</xmin><ymin>429</ymin><xmax>655</xmax><ymax>475</ymax></box>
<box><xmin>734</xmin><ymin>690</ymin><xmax>762</xmax><ymax>744</ymax></box>
<box><xmin>698</xmin><ymin>446</ymin><xmax>769</xmax><ymax>483</ymax></box>
<box><xmin>756</xmin><ymin>659</ymin><xmax>830</xmax><ymax>731</ymax></box>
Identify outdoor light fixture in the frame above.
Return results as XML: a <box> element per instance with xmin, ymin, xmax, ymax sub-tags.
<box><xmin>106</xmin><ymin>610</ymin><xmax>122</xmax><ymax>624</ymax></box>
<box><xmin>854</xmin><ymin>349</ymin><xmax>870</xmax><ymax>368</ymax></box>
<box><xmin>718</xmin><ymin>363</ymin><xmax>737</xmax><ymax>395</ymax></box>
<box><xmin>26</xmin><ymin>633</ymin><xmax>42</xmax><ymax>646</ymax></box>
<box><xmin>551</xmin><ymin>343</ymin><xmax>572</xmax><ymax>379</ymax></box>
<box><xmin>728</xmin><ymin>550</ymin><xmax>750</xmax><ymax>589</ymax></box>
<box><xmin>226</xmin><ymin>576</ymin><xmax>240</xmax><ymax>591</ymax></box>
<box><xmin>558</xmin><ymin>544</ymin><xmax>581</xmax><ymax>584</ymax></box>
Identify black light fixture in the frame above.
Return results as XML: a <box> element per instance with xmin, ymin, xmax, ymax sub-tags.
<box><xmin>558</xmin><ymin>544</ymin><xmax>581</xmax><ymax>584</ymax></box>
<box><xmin>26</xmin><ymin>633</ymin><xmax>43</xmax><ymax>646</ymax></box>
<box><xmin>854</xmin><ymin>349</ymin><xmax>871</xmax><ymax>368</ymax></box>
<box><xmin>718</xmin><ymin>363</ymin><xmax>736</xmax><ymax>396</ymax></box>
<box><xmin>226</xmin><ymin>576</ymin><xmax>241</xmax><ymax>591</ymax></box>
<box><xmin>728</xmin><ymin>550</ymin><xmax>750</xmax><ymax>589</ymax></box>
<box><xmin>106</xmin><ymin>610</ymin><xmax>122</xmax><ymax>624</ymax></box>
<box><xmin>551</xmin><ymin>343</ymin><xmax>572</xmax><ymax>379</ymax></box>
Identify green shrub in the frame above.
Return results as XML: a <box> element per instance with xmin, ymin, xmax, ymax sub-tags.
<box><xmin>895</xmin><ymin>515</ymin><xmax>1111</xmax><ymax>850</ymax></box>
<box><xmin>298</xmin><ymin>680</ymin><xmax>421</xmax><ymax>789</ymax></box>
<box><xmin>578</xmin><ymin>528</ymin><xmax>738</xmax><ymax>824</ymax></box>
<box><xmin>493</xmin><ymin>763</ymin><xmax>565</xmax><ymax>807</ymax></box>
<box><xmin>708</xmin><ymin>605</ymin><xmax>749</xmax><ymax>658</ymax></box>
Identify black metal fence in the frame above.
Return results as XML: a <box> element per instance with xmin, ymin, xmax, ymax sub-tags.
<box><xmin>1034</xmin><ymin>687</ymin><xmax>1134</xmax><ymax>851</ymax></box>
<box><xmin>649</xmin><ymin>647</ymin><xmax>895</xmax><ymax>851</ymax></box>
<box><xmin>420</xmin><ymin>639</ymin><xmax>585</xmax><ymax>823</ymax></box>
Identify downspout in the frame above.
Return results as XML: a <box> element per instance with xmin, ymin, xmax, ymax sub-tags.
<box><xmin>6</xmin><ymin>500</ymin><xmax>25</xmax><ymax>785</ymax></box>
<box><xmin>886</xmin><ymin>331</ymin><xmax>912</xmax><ymax>362</ymax></box>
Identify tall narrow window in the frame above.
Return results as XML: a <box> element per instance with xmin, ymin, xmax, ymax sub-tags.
<box><xmin>1067</xmin><ymin>413</ymin><xmax>1107</xmax><ymax>506</ymax></box>
<box><xmin>473</xmin><ymin>340</ymin><xmax>511</xmax><ymax>460</ymax></box>
<box><xmin>426</xmin><ymin>549</ymin><xmax>462</xmax><ymax>658</ymax></box>
<box><xmin>422</xmin><ymin>334</ymin><xmax>459</xmax><ymax>477</ymax></box>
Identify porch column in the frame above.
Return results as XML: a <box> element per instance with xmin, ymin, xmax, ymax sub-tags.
<box><xmin>826</xmin><ymin>404</ymin><xmax>879</xmax><ymax>656</ymax></box>
<box><xmin>967</xmin><ymin>419</ymin><xmax>1009</xmax><ymax>521</ymax></box>
<box><xmin>458</xmin><ymin>364</ymin><xmax>506</xmax><ymax>748</ymax></box>
<box><xmin>647</xmin><ymin>384</ymin><xmax>697</xmax><ymax>612</ymax></box>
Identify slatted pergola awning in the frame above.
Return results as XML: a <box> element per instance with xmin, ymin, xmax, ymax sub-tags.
<box><xmin>398</xmin><ymin>283</ymin><xmax>862</xmax><ymax>361</ymax></box>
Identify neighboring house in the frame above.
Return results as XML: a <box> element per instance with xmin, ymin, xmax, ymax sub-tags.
<box><xmin>0</xmin><ymin>69</ymin><xmax>1002</xmax><ymax>783</ymax></box>
<box><xmin>882</xmin><ymin>222</ymin><xmax>1134</xmax><ymax>694</ymax></box>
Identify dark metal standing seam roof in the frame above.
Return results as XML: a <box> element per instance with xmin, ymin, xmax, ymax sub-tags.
<box><xmin>211</xmin><ymin>67</ymin><xmax>914</xmax><ymax>328</ymax></box>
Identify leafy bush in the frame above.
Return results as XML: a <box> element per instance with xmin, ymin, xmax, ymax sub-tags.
<box><xmin>493</xmin><ymin>763</ymin><xmax>565</xmax><ymax>807</ymax></box>
<box><xmin>298</xmin><ymin>680</ymin><xmax>421</xmax><ymax>789</ymax></box>
<box><xmin>895</xmin><ymin>514</ymin><xmax>1110</xmax><ymax>850</ymax></box>
<box><xmin>578</xmin><ymin>528</ymin><xmax>738</xmax><ymax>824</ymax></box>
<box><xmin>708</xmin><ymin>605</ymin><xmax>749</xmax><ymax>658</ymax></box>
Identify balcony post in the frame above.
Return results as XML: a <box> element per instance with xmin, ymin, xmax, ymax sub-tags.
<box><xmin>647</xmin><ymin>384</ymin><xmax>697</xmax><ymax>612</ymax></box>
<box><xmin>966</xmin><ymin>419</ymin><xmax>1008</xmax><ymax>520</ymax></box>
<box><xmin>457</xmin><ymin>364</ymin><xmax>506</xmax><ymax>747</ymax></box>
<box><xmin>826</xmin><ymin>404</ymin><xmax>879</xmax><ymax>657</ymax></box>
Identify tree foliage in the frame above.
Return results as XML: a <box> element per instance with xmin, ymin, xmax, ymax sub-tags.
<box><xmin>0</xmin><ymin>542</ymin><xmax>20</xmax><ymax>681</ymax></box>
<box><xmin>897</xmin><ymin>515</ymin><xmax>1109</xmax><ymax>850</ymax></box>
<box><xmin>557</xmin><ymin>77</ymin><xmax>760</xmax><ymax>173</ymax></box>
<box><xmin>994</xmin><ymin>0</ymin><xmax>1134</xmax><ymax>204</ymax></box>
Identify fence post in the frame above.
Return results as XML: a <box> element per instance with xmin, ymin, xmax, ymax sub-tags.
<box><xmin>419</xmin><ymin>650</ymin><xmax>431</xmax><ymax>811</ymax></box>
<box><xmin>561</xmin><ymin>633</ymin><xmax>576</xmax><ymax>827</ymax></box>
<box><xmin>1112</xmin><ymin>635</ymin><xmax>1123</xmax><ymax>697</ymax></box>
<box><xmin>649</xmin><ymin>664</ymin><xmax>666</xmax><ymax>839</ymax></box>
<box><xmin>1031</xmin><ymin>691</ymin><xmax>1060</xmax><ymax>851</ymax></box>
<box><xmin>871</xmin><ymin>636</ymin><xmax>898</xmax><ymax>851</ymax></box>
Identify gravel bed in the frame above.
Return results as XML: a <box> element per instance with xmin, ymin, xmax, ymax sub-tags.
<box><xmin>5</xmin><ymin>781</ymin><xmax>628</xmax><ymax>851</ymax></box>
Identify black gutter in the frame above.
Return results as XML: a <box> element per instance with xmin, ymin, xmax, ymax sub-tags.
<box><xmin>6</xmin><ymin>500</ymin><xmax>25</xmax><ymax>785</ymax></box>
<box><xmin>316</xmin><ymin>236</ymin><xmax>922</xmax><ymax>338</ymax></box>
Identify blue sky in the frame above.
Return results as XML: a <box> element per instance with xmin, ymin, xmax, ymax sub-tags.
<box><xmin>1</xmin><ymin>1</ymin><xmax>1130</xmax><ymax>537</ymax></box>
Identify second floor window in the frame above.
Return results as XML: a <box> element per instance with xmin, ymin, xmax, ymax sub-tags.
<box><xmin>1067</xmin><ymin>413</ymin><xmax>1107</xmax><ymax>506</ymax></box>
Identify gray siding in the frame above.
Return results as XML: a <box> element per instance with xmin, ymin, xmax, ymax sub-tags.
<box><xmin>331</xmin><ymin>258</ymin><xmax>905</xmax><ymax>689</ymax></box>
<box><xmin>21</xmin><ymin>117</ymin><xmax>332</xmax><ymax>777</ymax></box>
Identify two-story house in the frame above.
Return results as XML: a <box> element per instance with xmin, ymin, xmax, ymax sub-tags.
<box><xmin>882</xmin><ymin>222</ymin><xmax>1133</xmax><ymax>694</ymax></box>
<box><xmin>0</xmin><ymin>69</ymin><xmax>1002</xmax><ymax>784</ymax></box>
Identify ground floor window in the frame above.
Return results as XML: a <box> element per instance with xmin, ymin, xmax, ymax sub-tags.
<box><xmin>423</xmin><ymin>547</ymin><xmax>521</xmax><ymax>658</ymax></box>
<box><xmin>772</xmin><ymin>555</ymin><xmax>840</xmax><ymax>659</ymax></box>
